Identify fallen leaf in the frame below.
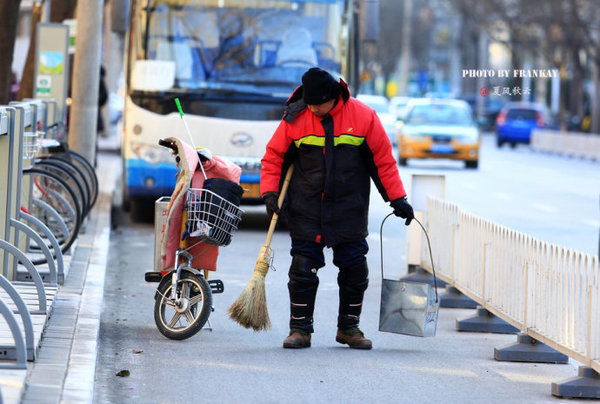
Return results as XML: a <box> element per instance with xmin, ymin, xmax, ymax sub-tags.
<box><xmin>133</xmin><ymin>349</ymin><xmax>143</xmax><ymax>354</ymax></box>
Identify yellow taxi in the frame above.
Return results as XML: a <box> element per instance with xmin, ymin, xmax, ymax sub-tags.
<box><xmin>396</xmin><ymin>98</ymin><xmax>480</xmax><ymax>169</ymax></box>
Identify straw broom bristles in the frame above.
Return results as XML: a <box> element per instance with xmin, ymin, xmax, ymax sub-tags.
<box><xmin>228</xmin><ymin>165</ymin><xmax>294</xmax><ymax>331</ymax></box>
<box><xmin>227</xmin><ymin>245</ymin><xmax>272</xmax><ymax>331</ymax></box>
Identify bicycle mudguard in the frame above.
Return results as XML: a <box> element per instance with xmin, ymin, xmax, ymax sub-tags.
<box><xmin>154</xmin><ymin>273</ymin><xmax>173</xmax><ymax>300</ymax></box>
<box><xmin>153</xmin><ymin>267</ymin><xmax>216</xmax><ymax>299</ymax></box>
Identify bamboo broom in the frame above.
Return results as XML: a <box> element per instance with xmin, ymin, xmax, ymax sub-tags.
<box><xmin>228</xmin><ymin>165</ymin><xmax>294</xmax><ymax>331</ymax></box>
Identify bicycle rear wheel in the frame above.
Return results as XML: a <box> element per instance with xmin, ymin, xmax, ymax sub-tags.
<box><xmin>51</xmin><ymin>151</ymin><xmax>99</xmax><ymax>210</ymax></box>
<box><xmin>21</xmin><ymin>168</ymin><xmax>82</xmax><ymax>263</ymax></box>
<box><xmin>34</xmin><ymin>159</ymin><xmax>90</xmax><ymax>219</ymax></box>
<box><xmin>38</xmin><ymin>149</ymin><xmax>99</xmax><ymax>210</ymax></box>
<box><xmin>154</xmin><ymin>271</ymin><xmax>212</xmax><ymax>340</ymax></box>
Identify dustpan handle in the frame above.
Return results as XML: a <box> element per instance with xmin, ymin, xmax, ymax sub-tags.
<box><xmin>379</xmin><ymin>213</ymin><xmax>439</xmax><ymax>302</ymax></box>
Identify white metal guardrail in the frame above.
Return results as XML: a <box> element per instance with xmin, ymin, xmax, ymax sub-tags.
<box><xmin>531</xmin><ymin>129</ymin><xmax>600</xmax><ymax>160</ymax></box>
<box><xmin>418</xmin><ymin>196</ymin><xmax>600</xmax><ymax>372</ymax></box>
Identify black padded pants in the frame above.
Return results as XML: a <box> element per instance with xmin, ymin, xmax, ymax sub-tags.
<box><xmin>337</xmin><ymin>258</ymin><xmax>369</xmax><ymax>330</ymax></box>
<box><xmin>288</xmin><ymin>255</ymin><xmax>321</xmax><ymax>333</ymax></box>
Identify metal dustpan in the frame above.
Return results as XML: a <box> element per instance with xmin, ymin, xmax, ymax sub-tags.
<box><xmin>379</xmin><ymin>278</ymin><xmax>439</xmax><ymax>337</ymax></box>
<box><xmin>378</xmin><ymin>214</ymin><xmax>440</xmax><ymax>337</ymax></box>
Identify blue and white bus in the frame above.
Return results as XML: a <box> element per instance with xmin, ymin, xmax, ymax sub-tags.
<box><xmin>122</xmin><ymin>0</ymin><xmax>367</xmax><ymax>215</ymax></box>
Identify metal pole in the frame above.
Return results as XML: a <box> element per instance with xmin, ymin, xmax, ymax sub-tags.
<box><xmin>591</xmin><ymin>61</ymin><xmax>600</xmax><ymax>135</ymax></box>
<box><xmin>476</xmin><ymin>33</ymin><xmax>487</xmax><ymax>120</ymax></box>
<box><xmin>41</xmin><ymin>0</ymin><xmax>51</xmax><ymax>23</ymax></box>
<box><xmin>68</xmin><ymin>0</ymin><xmax>104</xmax><ymax>165</ymax></box>
<box><xmin>398</xmin><ymin>0</ymin><xmax>412</xmax><ymax>96</ymax></box>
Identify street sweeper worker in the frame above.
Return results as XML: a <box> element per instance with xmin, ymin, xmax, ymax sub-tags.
<box><xmin>260</xmin><ymin>67</ymin><xmax>414</xmax><ymax>350</ymax></box>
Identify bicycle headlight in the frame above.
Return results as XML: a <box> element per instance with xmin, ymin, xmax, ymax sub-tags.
<box><xmin>131</xmin><ymin>142</ymin><xmax>174</xmax><ymax>165</ymax></box>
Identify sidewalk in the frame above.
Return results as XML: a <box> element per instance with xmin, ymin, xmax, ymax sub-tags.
<box><xmin>17</xmin><ymin>144</ymin><xmax>119</xmax><ymax>403</ymax></box>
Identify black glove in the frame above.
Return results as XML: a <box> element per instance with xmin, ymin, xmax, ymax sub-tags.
<box><xmin>262</xmin><ymin>192</ymin><xmax>280</xmax><ymax>217</ymax></box>
<box><xmin>390</xmin><ymin>197</ymin><xmax>414</xmax><ymax>226</ymax></box>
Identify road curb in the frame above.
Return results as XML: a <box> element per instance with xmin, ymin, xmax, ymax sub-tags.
<box><xmin>21</xmin><ymin>153</ymin><xmax>117</xmax><ymax>404</ymax></box>
<box><xmin>62</xmin><ymin>192</ymin><xmax>112</xmax><ymax>403</ymax></box>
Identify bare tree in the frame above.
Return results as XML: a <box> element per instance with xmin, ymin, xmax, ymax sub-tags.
<box><xmin>17</xmin><ymin>3</ymin><xmax>42</xmax><ymax>100</ymax></box>
<box><xmin>450</xmin><ymin>0</ymin><xmax>599</xmax><ymax>129</ymax></box>
<box><xmin>50</xmin><ymin>0</ymin><xmax>78</xmax><ymax>22</ymax></box>
<box><xmin>377</xmin><ymin>0</ymin><xmax>404</xmax><ymax>81</ymax></box>
<box><xmin>411</xmin><ymin>2</ymin><xmax>434</xmax><ymax>74</ymax></box>
<box><xmin>0</xmin><ymin>0</ymin><xmax>22</xmax><ymax>105</ymax></box>
<box><xmin>363</xmin><ymin>0</ymin><xmax>434</xmax><ymax>94</ymax></box>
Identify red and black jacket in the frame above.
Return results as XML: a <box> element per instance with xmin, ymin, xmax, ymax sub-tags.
<box><xmin>261</xmin><ymin>79</ymin><xmax>406</xmax><ymax>247</ymax></box>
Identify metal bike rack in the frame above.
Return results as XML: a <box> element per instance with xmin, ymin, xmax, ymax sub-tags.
<box><xmin>12</xmin><ymin>100</ymin><xmax>64</xmax><ymax>284</ymax></box>
<box><xmin>1</xmin><ymin>104</ymin><xmax>48</xmax><ymax>312</ymax></box>
<box><xmin>7</xmin><ymin>102</ymin><xmax>58</xmax><ymax>289</ymax></box>
<box><xmin>30</xmin><ymin>98</ymin><xmax>60</xmax><ymax>143</ymax></box>
<box><xmin>0</xmin><ymin>106</ymin><xmax>36</xmax><ymax>363</ymax></box>
<box><xmin>0</xmin><ymin>295</ymin><xmax>27</xmax><ymax>369</ymax></box>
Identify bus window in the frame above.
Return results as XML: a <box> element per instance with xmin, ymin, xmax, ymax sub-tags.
<box><xmin>275</xmin><ymin>28</ymin><xmax>318</xmax><ymax>67</ymax></box>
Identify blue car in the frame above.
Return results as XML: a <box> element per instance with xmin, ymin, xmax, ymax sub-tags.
<box><xmin>495</xmin><ymin>102</ymin><xmax>553</xmax><ymax>147</ymax></box>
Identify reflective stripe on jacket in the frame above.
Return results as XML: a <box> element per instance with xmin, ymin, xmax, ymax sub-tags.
<box><xmin>261</xmin><ymin>80</ymin><xmax>406</xmax><ymax>247</ymax></box>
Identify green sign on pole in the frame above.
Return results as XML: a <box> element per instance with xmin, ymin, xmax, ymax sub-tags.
<box><xmin>34</xmin><ymin>23</ymin><xmax>70</xmax><ymax>123</ymax></box>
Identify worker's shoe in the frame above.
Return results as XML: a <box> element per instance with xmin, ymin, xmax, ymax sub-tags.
<box><xmin>336</xmin><ymin>327</ymin><xmax>372</xmax><ymax>350</ymax></box>
<box><xmin>283</xmin><ymin>329</ymin><xmax>311</xmax><ymax>349</ymax></box>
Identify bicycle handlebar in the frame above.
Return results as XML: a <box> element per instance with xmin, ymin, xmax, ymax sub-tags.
<box><xmin>159</xmin><ymin>139</ymin><xmax>178</xmax><ymax>152</ymax></box>
<box><xmin>158</xmin><ymin>138</ymin><xmax>212</xmax><ymax>164</ymax></box>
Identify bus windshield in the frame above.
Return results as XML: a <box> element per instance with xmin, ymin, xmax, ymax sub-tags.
<box><xmin>131</xmin><ymin>0</ymin><xmax>345</xmax><ymax>97</ymax></box>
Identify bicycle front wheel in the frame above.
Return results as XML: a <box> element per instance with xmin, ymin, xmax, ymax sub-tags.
<box><xmin>154</xmin><ymin>271</ymin><xmax>212</xmax><ymax>340</ymax></box>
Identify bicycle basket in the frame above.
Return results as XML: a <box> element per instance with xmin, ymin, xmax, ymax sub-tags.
<box><xmin>186</xmin><ymin>187</ymin><xmax>243</xmax><ymax>246</ymax></box>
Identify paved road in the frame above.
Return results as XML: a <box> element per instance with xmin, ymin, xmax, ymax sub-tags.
<box><xmin>94</xmin><ymin>134</ymin><xmax>598</xmax><ymax>403</ymax></box>
<box><xmin>396</xmin><ymin>135</ymin><xmax>599</xmax><ymax>256</ymax></box>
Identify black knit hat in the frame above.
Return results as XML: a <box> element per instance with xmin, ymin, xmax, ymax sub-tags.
<box><xmin>302</xmin><ymin>67</ymin><xmax>340</xmax><ymax>105</ymax></box>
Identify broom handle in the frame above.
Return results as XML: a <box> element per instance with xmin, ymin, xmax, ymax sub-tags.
<box><xmin>263</xmin><ymin>164</ymin><xmax>294</xmax><ymax>248</ymax></box>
